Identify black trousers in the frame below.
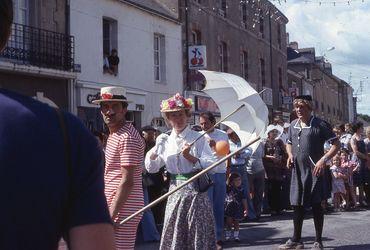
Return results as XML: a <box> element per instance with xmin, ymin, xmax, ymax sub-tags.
<box><xmin>292</xmin><ymin>203</ymin><xmax>324</xmax><ymax>243</ymax></box>
<box><xmin>267</xmin><ymin>179</ymin><xmax>283</xmax><ymax>213</ymax></box>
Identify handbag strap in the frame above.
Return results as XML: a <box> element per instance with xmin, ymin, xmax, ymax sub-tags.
<box><xmin>55</xmin><ymin>108</ymin><xmax>73</xmax><ymax>244</ymax></box>
<box><xmin>55</xmin><ymin>108</ymin><xmax>72</xmax><ymax>179</ymax></box>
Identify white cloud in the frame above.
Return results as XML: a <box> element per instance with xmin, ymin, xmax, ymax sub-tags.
<box><xmin>278</xmin><ymin>0</ymin><xmax>370</xmax><ymax>115</ymax></box>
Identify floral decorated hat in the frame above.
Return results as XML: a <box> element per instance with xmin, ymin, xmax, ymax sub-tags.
<box><xmin>160</xmin><ymin>93</ymin><xmax>193</xmax><ymax>113</ymax></box>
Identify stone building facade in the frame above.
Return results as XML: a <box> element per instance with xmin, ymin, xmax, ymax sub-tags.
<box><xmin>287</xmin><ymin>42</ymin><xmax>354</xmax><ymax>124</ymax></box>
<box><xmin>176</xmin><ymin>0</ymin><xmax>289</xmax><ymax>122</ymax></box>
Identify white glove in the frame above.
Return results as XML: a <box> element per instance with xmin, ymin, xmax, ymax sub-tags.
<box><xmin>155</xmin><ymin>133</ymin><xmax>168</xmax><ymax>155</ymax></box>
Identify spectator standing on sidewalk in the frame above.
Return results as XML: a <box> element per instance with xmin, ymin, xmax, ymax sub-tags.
<box><xmin>330</xmin><ymin>155</ymin><xmax>347</xmax><ymax>211</ymax></box>
<box><xmin>263</xmin><ymin>125</ymin><xmax>286</xmax><ymax>216</ymax></box>
<box><xmin>336</xmin><ymin>124</ymin><xmax>352</xmax><ymax>151</ymax></box>
<box><xmin>280</xmin><ymin>122</ymin><xmax>291</xmax><ymax>144</ymax></box>
<box><xmin>139</xmin><ymin>126</ymin><xmax>160</xmax><ymax>242</ymax></box>
<box><xmin>224</xmin><ymin>172</ymin><xmax>248</xmax><ymax>242</ymax></box>
<box><xmin>0</xmin><ymin>2</ymin><xmax>115</xmax><ymax>249</ymax></box>
<box><xmin>199</xmin><ymin>111</ymin><xmax>229</xmax><ymax>246</ymax></box>
<box><xmin>93</xmin><ymin>87</ymin><xmax>145</xmax><ymax>249</ymax></box>
<box><xmin>350</xmin><ymin>122</ymin><xmax>370</xmax><ymax>207</ymax></box>
<box><xmin>279</xmin><ymin>95</ymin><xmax>339</xmax><ymax>250</ymax></box>
<box><xmin>227</xmin><ymin>129</ymin><xmax>256</xmax><ymax>220</ymax></box>
<box><xmin>246</xmin><ymin>142</ymin><xmax>265</xmax><ymax>220</ymax></box>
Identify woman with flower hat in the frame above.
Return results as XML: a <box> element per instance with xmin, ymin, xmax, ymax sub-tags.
<box><xmin>145</xmin><ymin>93</ymin><xmax>217</xmax><ymax>250</ymax></box>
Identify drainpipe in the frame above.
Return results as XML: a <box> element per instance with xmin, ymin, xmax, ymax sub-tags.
<box><xmin>268</xmin><ymin>7</ymin><xmax>275</xmax><ymax>112</ymax></box>
<box><xmin>65</xmin><ymin>0</ymin><xmax>70</xmax><ymax>35</ymax></box>
<box><xmin>65</xmin><ymin>0</ymin><xmax>74</xmax><ymax>113</ymax></box>
<box><xmin>184</xmin><ymin>0</ymin><xmax>189</xmax><ymax>91</ymax></box>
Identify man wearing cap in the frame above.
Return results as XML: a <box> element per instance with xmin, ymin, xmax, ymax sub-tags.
<box><xmin>0</xmin><ymin>1</ymin><xmax>115</xmax><ymax>249</ymax></box>
<box><xmin>279</xmin><ymin>122</ymin><xmax>291</xmax><ymax>145</ymax></box>
<box><xmin>279</xmin><ymin>95</ymin><xmax>340</xmax><ymax>250</ymax></box>
<box><xmin>93</xmin><ymin>87</ymin><xmax>145</xmax><ymax>249</ymax></box>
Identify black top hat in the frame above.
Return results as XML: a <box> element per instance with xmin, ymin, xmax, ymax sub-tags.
<box><xmin>294</xmin><ymin>95</ymin><xmax>312</xmax><ymax>101</ymax></box>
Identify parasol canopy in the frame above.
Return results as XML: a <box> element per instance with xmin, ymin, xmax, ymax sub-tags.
<box><xmin>199</xmin><ymin>70</ymin><xmax>268</xmax><ymax>149</ymax></box>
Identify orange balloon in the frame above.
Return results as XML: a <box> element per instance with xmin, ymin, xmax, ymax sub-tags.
<box><xmin>215</xmin><ymin>140</ymin><xmax>230</xmax><ymax>157</ymax></box>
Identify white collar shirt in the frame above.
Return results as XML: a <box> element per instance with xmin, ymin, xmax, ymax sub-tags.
<box><xmin>229</xmin><ymin>140</ymin><xmax>249</xmax><ymax>165</ymax></box>
<box><xmin>145</xmin><ymin>126</ymin><xmax>216</xmax><ymax>174</ymax></box>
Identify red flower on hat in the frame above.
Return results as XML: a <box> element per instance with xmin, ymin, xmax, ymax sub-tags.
<box><xmin>101</xmin><ymin>93</ymin><xmax>113</xmax><ymax>100</ymax></box>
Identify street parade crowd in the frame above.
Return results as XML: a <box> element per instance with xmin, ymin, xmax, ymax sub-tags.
<box><xmin>1</xmin><ymin>1</ymin><xmax>370</xmax><ymax>249</ymax></box>
<box><xmin>92</xmin><ymin>89</ymin><xmax>370</xmax><ymax>250</ymax></box>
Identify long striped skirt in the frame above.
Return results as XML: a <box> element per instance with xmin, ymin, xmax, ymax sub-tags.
<box><xmin>160</xmin><ymin>179</ymin><xmax>216</xmax><ymax>250</ymax></box>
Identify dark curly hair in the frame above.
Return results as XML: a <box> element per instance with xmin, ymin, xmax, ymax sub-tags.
<box><xmin>227</xmin><ymin>172</ymin><xmax>241</xmax><ymax>187</ymax></box>
<box><xmin>0</xmin><ymin>0</ymin><xmax>13</xmax><ymax>50</ymax></box>
<box><xmin>199</xmin><ymin>111</ymin><xmax>216</xmax><ymax>125</ymax></box>
<box><xmin>352</xmin><ymin>122</ymin><xmax>363</xmax><ymax>133</ymax></box>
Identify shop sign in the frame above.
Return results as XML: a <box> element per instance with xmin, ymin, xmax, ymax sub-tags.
<box><xmin>188</xmin><ymin>45</ymin><xmax>207</xmax><ymax>70</ymax></box>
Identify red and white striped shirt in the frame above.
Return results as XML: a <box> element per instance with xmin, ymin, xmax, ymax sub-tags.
<box><xmin>104</xmin><ymin>122</ymin><xmax>145</xmax><ymax>250</ymax></box>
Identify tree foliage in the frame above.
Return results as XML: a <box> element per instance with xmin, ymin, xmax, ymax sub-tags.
<box><xmin>358</xmin><ymin>114</ymin><xmax>370</xmax><ymax>123</ymax></box>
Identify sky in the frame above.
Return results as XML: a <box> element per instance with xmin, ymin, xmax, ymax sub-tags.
<box><xmin>275</xmin><ymin>0</ymin><xmax>370</xmax><ymax>115</ymax></box>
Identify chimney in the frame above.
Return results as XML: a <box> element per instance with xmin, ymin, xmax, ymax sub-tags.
<box><xmin>286</xmin><ymin>32</ymin><xmax>289</xmax><ymax>45</ymax></box>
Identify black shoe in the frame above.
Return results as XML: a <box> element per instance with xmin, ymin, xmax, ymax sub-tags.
<box><xmin>216</xmin><ymin>240</ymin><xmax>223</xmax><ymax>246</ymax></box>
<box><xmin>278</xmin><ymin>239</ymin><xmax>304</xmax><ymax>249</ymax></box>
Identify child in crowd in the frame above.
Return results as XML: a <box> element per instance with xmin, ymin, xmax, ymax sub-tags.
<box><xmin>330</xmin><ymin>155</ymin><xmax>347</xmax><ymax>211</ymax></box>
<box><xmin>340</xmin><ymin>149</ymin><xmax>357</xmax><ymax>209</ymax></box>
<box><xmin>225</xmin><ymin>172</ymin><xmax>248</xmax><ymax>242</ymax></box>
<box><xmin>108</xmin><ymin>49</ymin><xmax>120</xmax><ymax>76</ymax></box>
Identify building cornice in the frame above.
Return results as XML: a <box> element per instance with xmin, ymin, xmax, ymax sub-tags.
<box><xmin>118</xmin><ymin>0</ymin><xmax>181</xmax><ymax>24</ymax></box>
<box><xmin>0</xmin><ymin>61</ymin><xmax>77</xmax><ymax>80</ymax></box>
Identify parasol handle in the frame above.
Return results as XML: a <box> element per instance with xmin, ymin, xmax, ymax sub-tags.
<box><xmin>258</xmin><ymin>88</ymin><xmax>266</xmax><ymax>95</ymax></box>
<box><xmin>188</xmin><ymin>103</ymin><xmax>246</xmax><ymax>147</ymax></box>
<box><xmin>119</xmin><ymin>136</ymin><xmax>260</xmax><ymax>225</ymax></box>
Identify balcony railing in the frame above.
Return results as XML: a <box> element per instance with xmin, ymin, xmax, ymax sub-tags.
<box><xmin>0</xmin><ymin>23</ymin><xmax>74</xmax><ymax>71</ymax></box>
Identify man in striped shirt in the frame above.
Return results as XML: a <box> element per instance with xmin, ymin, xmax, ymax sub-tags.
<box><xmin>93</xmin><ymin>87</ymin><xmax>145</xmax><ymax>249</ymax></box>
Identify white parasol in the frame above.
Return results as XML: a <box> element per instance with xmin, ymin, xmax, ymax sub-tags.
<box><xmin>199</xmin><ymin>70</ymin><xmax>268</xmax><ymax>149</ymax></box>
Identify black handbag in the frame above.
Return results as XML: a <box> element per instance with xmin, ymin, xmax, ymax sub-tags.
<box><xmin>193</xmin><ymin>170</ymin><xmax>213</xmax><ymax>193</ymax></box>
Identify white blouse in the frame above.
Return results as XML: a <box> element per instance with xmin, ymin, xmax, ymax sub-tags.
<box><xmin>145</xmin><ymin>126</ymin><xmax>216</xmax><ymax>174</ymax></box>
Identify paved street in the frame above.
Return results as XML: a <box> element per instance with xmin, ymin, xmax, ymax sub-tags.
<box><xmin>136</xmin><ymin>208</ymin><xmax>370</xmax><ymax>250</ymax></box>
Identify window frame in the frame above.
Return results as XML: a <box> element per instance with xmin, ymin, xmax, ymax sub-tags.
<box><xmin>241</xmin><ymin>51</ymin><xmax>248</xmax><ymax>80</ymax></box>
<box><xmin>219</xmin><ymin>42</ymin><xmax>228</xmax><ymax>72</ymax></box>
<box><xmin>154</xmin><ymin>33</ymin><xmax>166</xmax><ymax>83</ymax></box>
<box><xmin>102</xmin><ymin>17</ymin><xmax>118</xmax><ymax>56</ymax></box>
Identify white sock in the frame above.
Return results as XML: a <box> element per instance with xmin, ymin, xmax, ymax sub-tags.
<box><xmin>225</xmin><ymin>230</ymin><xmax>231</xmax><ymax>239</ymax></box>
<box><xmin>233</xmin><ymin>230</ymin><xmax>239</xmax><ymax>238</ymax></box>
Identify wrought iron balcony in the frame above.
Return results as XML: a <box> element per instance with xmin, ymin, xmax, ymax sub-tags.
<box><xmin>0</xmin><ymin>23</ymin><xmax>74</xmax><ymax>71</ymax></box>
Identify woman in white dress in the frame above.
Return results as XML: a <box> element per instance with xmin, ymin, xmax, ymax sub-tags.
<box><xmin>145</xmin><ymin>93</ymin><xmax>216</xmax><ymax>250</ymax></box>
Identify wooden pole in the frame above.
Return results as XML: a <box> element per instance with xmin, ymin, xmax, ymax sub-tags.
<box><xmin>119</xmin><ymin>136</ymin><xmax>261</xmax><ymax>225</ymax></box>
<box><xmin>188</xmin><ymin>103</ymin><xmax>246</xmax><ymax>147</ymax></box>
